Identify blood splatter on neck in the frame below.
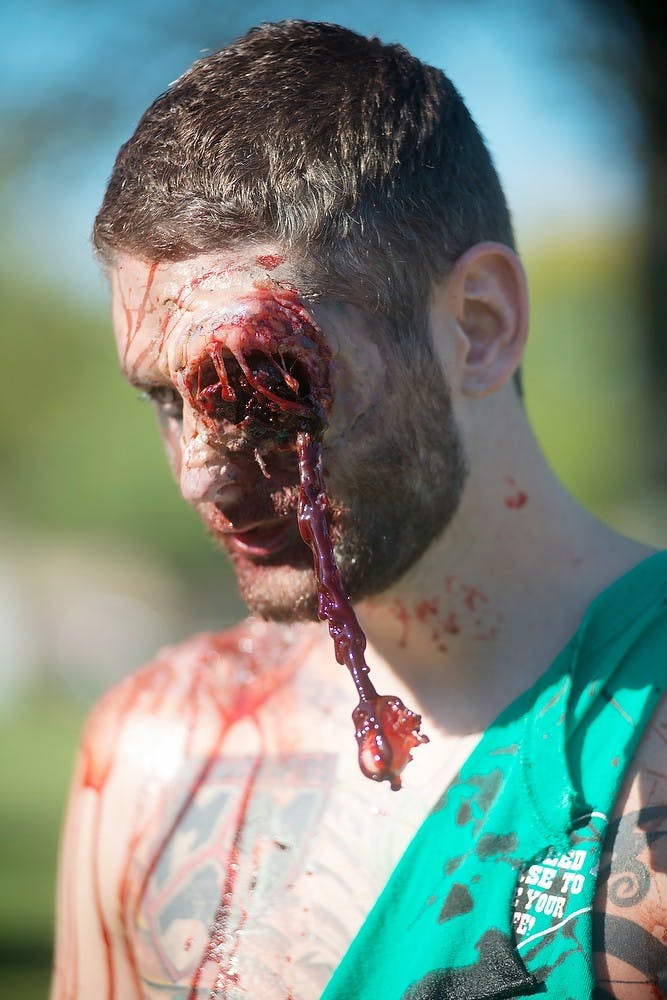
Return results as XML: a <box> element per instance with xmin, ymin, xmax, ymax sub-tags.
<box><xmin>181</xmin><ymin>287</ymin><xmax>428</xmax><ymax>789</ymax></box>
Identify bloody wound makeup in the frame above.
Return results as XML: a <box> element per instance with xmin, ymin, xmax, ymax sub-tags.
<box><xmin>180</xmin><ymin>285</ymin><xmax>428</xmax><ymax>789</ymax></box>
<box><xmin>180</xmin><ymin>287</ymin><xmax>331</xmax><ymax>442</ymax></box>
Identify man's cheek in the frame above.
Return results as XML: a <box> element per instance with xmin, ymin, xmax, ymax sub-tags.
<box><xmin>158</xmin><ymin>419</ymin><xmax>184</xmax><ymax>479</ymax></box>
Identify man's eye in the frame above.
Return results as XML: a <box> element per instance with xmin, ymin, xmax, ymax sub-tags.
<box><xmin>146</xmin><ymin>386</ymin><xmax>183</xmax><ymax>420</ymax></box>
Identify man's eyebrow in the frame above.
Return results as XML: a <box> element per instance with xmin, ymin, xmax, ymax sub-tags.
<box><xmin>124</xmin><ymin>375</ymin><xmax>173</xmax><ymax>393</ymax></box>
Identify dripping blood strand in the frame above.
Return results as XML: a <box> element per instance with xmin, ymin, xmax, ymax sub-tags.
<box><xmin>296</xmin><ymin>433</ymin><xmax>428</xmax><ymax>790</ymax></box>
<box><xmin>181</xmin><ymin>291</ymin><xmax>428</xmax><ymax>789</ymax></box>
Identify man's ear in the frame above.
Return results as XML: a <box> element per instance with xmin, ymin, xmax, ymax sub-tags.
<box><xmin>442</xmin><ymin>242</ymin><xmax>528</xmax><ymax>398</ymax></box>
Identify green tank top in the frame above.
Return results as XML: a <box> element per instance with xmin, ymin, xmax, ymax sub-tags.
<box><xmin>322</xmin><ymin>552</ymin><xmax>667</xmax><ymax>1000</ymax></box>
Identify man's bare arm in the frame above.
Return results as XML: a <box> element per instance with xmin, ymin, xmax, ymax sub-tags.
<box><xmin>593</xmin><ymin>695</ymin><xmax>667</xmax><ymax>999</ymax></box>
<box><xmin>51</xmin><ymin>680</ymin><xmax>150</xmax><ymax>999</ymax></box>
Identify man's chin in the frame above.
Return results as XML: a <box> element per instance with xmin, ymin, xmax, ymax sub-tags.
<box><xmin>228</xmin><ymin>552</ymin><xmax>320</xmax><ymax>623</ymax></box>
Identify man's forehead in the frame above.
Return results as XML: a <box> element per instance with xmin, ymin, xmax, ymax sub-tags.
<box><xmin>110</xmin><ymin>246</ymin><xmax>296</xmax><ymax>302</ymax></box>
<box><xmin>108</xmin><ymin>248</ymin><xmax>395</xmax><ymax>390</ymax></box>
<box><xmin>111</xmin><ymin>246</ymin><xmax>366</xmax><ymax>322</ymax></box>
<box><xmin>110</xmin><ymin>247</ymin><xmax>306</xmax><ymax>368</ymax></box>
<box><xmin>109</xmin><ymin>248</ymin><xmax>382</xmax><ymax>324</ymax></box>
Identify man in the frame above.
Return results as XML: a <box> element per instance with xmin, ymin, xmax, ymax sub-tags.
<box><xmin>52</xmin><ymin>20</ymin><xmax>667</xmax><ymax>1000</ymax></box>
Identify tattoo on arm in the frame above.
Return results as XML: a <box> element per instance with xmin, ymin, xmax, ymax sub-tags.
<box><xmin>597</xmin><ymin>805</ymin><xmax>667</xmax><ymax>908</ymax></box>
<box><xmin>594</xmin><ymin>806</ymin><xmax>667</xmax><ymax>992</ymax></box>
<box><xmin>593</xmin><ymin>914</ymin><xmax>667</xmax><ymax>991</ymax></box>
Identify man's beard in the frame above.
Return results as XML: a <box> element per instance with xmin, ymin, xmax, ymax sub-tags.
<box><xmin>212</xmin><ymin>341</ymin><xmax>468</xmax><ymax>622</ymax></box>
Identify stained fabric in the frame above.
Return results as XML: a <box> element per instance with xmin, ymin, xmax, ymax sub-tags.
<box><xmin>321</xmin><ymin>552</ymin><xmax>667</xmax><ymax>1000</ymax></box>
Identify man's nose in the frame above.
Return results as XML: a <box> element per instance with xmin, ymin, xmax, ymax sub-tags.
<box><xmin>178</xmin><ymin>417</ymin><xmax>241</xmax><ymax>506</ymax></box>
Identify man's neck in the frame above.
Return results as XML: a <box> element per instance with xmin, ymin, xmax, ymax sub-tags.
<box><xmin>355</xmin><ymin>392</ymin><xmax>654</xmax><ymax>737</ymax></box>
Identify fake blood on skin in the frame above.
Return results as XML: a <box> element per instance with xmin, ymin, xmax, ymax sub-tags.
<box><xmin>179</xmin><ymin>286</ymin><xmax>332</xmax><ymax>439</ymax></box>
<box><xmin>504</xmin><ymin>476</ymin><xmax>528</xmax><ymax>510</ymax></box>
<box><xmin>297</xmin><ymin>434</ymin><xmax>428</xmax><ymax>790</ymax></box>
<box><xmin>254</xmin><ymin>253</ymin><xmax>286</xmax><ymax>271</ymax></box>
<box><xmin>77</xmin><ymin>626</ymin><xmax>305</xmax><ymax>999</ymax></box>
<box><xmin>187</xmin><ymin>753</ymin><xmax>264</xmax><ymax>998</ymax></box>
<box><xmin>80</xmin><ymin>286</ymin><xmax>428</xmax><ymax>998</ymax></box>
<box><xmin>180</xmin><ymin>287</ymin><xmax>428</xmax><ymax>789</ymax></box>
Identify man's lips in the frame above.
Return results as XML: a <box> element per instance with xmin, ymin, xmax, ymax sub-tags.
<box><xmin>219</xmin><ymin>516</ymin><xmax>297</xmax><ymax>558</ymax></box>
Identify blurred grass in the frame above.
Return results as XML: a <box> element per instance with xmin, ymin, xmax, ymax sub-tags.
<box><xmin>2</xmin><ymin>967</ymin><xmax>53</xmax><ymax>997</ymax></box>
<box><xmin>0</xmin><ymin>692</ymin><xmax>87</xmax><ymax>996</ymax></box>
<box><xmin>523</xmin><ymin>229</ymin><xmax>652</xmax><ymax>519</ymax></box>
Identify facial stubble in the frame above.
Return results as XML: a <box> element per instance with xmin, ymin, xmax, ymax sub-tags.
<box><xmin>221</xmin><ymin>345</ymin><xmax>468</xmax><ymax>623</ymax></box>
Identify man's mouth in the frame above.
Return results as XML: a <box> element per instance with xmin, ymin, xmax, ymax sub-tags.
<box><xmin>220</xmin><ymin>516</ymin><xmax>297</xmax><ymax>558</ymax></box>
<box><xmin>194</xmin><ymin>440</ymin><xmax>304</xmax><ymax>560</ymax></box>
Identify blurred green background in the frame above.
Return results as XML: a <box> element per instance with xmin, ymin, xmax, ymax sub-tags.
<box><xmin>1</xmin><ymin>1</ymin><xmax>666</xmax><ymax>996</ymax></box>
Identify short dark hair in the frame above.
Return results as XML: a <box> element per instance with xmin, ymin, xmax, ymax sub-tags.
<box><xmin>94</xmin><ymin>20</ymin><xmax>515</xmax><ymax>345</ymax></box>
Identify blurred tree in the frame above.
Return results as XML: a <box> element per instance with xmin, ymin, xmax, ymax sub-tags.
<box><xmin>0</xmin><ymin>0</ymin><xmax>248</xmax><ymax>178</ymax></box>
<box><xmin>581</xmin><ymin>0</ymin><xmax>667</xmax><ymax>478</ymax></box>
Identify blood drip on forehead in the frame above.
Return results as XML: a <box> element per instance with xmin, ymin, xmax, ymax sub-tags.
<box><xmin>180</xmin><ymin>286</ymin><xmax>428</xmax><ymax>789</ymax></box>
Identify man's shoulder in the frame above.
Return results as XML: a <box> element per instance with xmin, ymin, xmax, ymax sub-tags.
<box><xmin>97</xmin><ymin>616</ymin><xmax>317</xmax><ymax>707</ymax></box>
<box><xmin>79</xmin><ymin>617</ymin><xmax>319</xmax><ymax>792</ymax></box>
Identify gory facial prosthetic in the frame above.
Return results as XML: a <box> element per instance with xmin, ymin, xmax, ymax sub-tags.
<box><xmin>178</xmin><ymin>290</ymin><xmax>427</xmax><ymax>788</ymax></box>
<box><xmin>112</xmin><ymin>258</ymin><xmax>434</xmax><ymax>789</ymax></box>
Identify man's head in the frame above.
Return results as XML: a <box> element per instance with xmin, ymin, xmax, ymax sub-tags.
<box><xmin>94</xmin><ymin>19</ymin><xmax>515</xmax><ymax>348</ymax></box>
<box><xmin>96</xmin><ymin>22</ymin><xmax>523</xmax><ymax>621</ymax></box>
